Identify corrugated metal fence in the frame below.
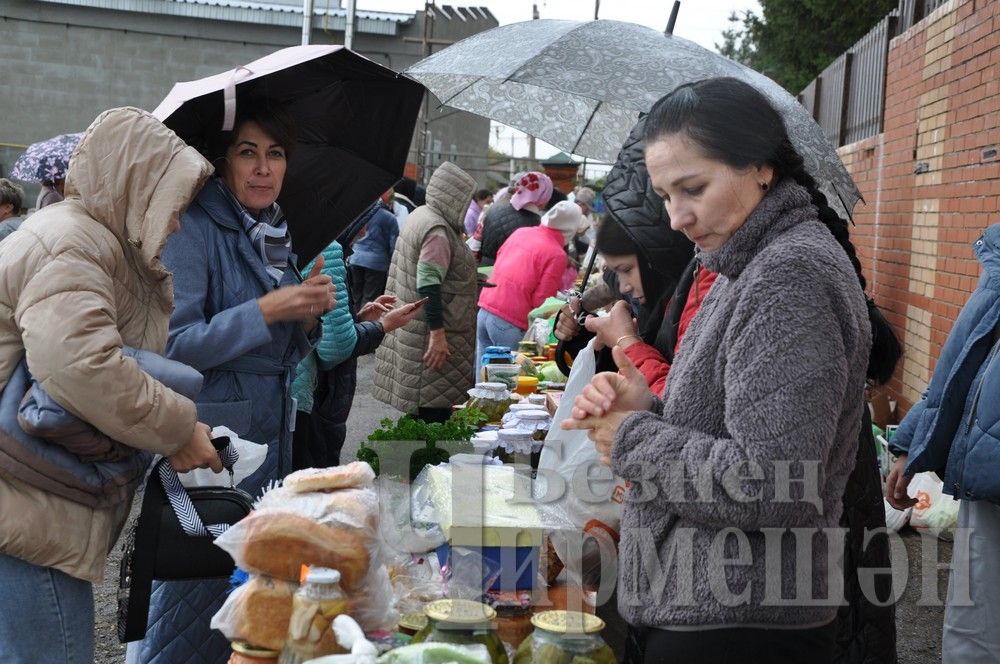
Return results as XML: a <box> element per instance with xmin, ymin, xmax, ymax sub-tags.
<box><xmin>797</xmin><ymin>0</ymin><xmax>945</xmax><ymax>147</ymax></box>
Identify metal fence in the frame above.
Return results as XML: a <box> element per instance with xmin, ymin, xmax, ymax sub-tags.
<box><xmin>797</xmin><ymin>0</ymin><xmax>945</xmax><ymax>147</ymax></box>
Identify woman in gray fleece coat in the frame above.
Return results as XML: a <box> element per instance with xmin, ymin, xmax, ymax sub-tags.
<box><xmin>565</xmin><ymin>78</ymin><xmax>899</xmax><ymax>663</ymax></box>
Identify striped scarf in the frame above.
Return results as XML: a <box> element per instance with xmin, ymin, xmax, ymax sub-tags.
<box><xmin>216</xmin><ymin>179</ymin><xmax>291</xmax><ymax>284</ymax></box>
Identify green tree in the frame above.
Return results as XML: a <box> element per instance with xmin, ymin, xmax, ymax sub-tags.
<box><xmin>722</xmin><ymin>0</ymin><xmax>898</xmax><ymax>93</ymax></box>
<box><xmin>715</xmin><ymin>11</ymin><xmax>755</xmax><ymax>65</ymax></box>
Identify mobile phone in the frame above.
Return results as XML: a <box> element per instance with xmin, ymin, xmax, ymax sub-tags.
<box><xmin>406</xmin><ymin>297</ymin><xmax>430</xmax><ymax>311</ymax></box>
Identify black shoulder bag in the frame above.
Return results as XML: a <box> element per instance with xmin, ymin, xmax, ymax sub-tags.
<box><xmin>117</xmin><ymin>436</ymin><xmax>253</xmax><ymax>642</ymax></box>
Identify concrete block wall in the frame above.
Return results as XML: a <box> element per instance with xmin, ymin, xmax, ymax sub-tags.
<box><xmin>839</xmin><ymin>0</ymin><xmax>1000</xmax><ymax>413</ymax></box>
<box><xmin>0</xmin><ymin>1</ymin><xmax>494</xmax><ymax>195</ymax></box>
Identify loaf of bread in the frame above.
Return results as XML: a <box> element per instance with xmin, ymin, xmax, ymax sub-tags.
<box><xmin>284</xmin><ymin>462</ymin><xmax>375</xmax><ymax>493</ymax></box>
<box><xmin>256</xmin><ymin>486</ymin><xmax>379</xmax><ymax>531</ymax></box>
<box><xmin>210</xmin><ymin>575</ymin><xmax>296</xmax><ymax>651</ymax></box>
<box><xmin>236</xmin><ymin>511</ymin><xmax>371</xmax><ymax>589</ymax></box>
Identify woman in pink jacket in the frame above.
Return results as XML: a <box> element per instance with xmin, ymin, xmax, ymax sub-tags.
<box><xmin>476</xmin><ymin>199</ymin><xmax>581</xmax><ymax>368</ymax></box>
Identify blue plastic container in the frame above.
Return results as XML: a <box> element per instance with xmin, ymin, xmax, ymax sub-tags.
<box><xmin>436</xmin><ymin>542</ymin><xmax>540</xmax><ymax>591</ymax></box>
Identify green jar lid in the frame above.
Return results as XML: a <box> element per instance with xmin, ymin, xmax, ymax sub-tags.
<box><xmin>531</xmin><ymin>610</ymin><xmax>605</xmax><ymax>634</ymax></box>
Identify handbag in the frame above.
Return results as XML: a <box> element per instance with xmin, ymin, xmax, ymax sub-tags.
<box><xmin>117</xmin><ymin>436</ymin><xmax>254</xmax><ymax>643</ymax></box>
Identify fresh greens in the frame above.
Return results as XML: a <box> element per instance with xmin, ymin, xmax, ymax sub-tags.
<box><xmin>357</xmin><ymin>409</ymin><xmax>486</xmax><ymax>481</ymax></box>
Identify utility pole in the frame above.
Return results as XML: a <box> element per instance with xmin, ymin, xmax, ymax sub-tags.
<box><xmin>528</xmin><ymin>3</ymin><xmax>539</xmax><ymax>163</ymax></box>
<box><xmin>344</xmin><ymin>0</ymin><xmax>356</xmax><ymax>49</ymax></box>
<box><xmin>301</xmin><ymin>0</ymin><xmax>314</xmax><ymax>45</ymax></box>
<box><xmin>419</xmin><ymin>1</ymin><xmax>435</xmax><ymax>183</ymax></box>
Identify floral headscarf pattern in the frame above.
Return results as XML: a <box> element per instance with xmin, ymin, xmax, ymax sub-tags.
<box><xmin>510</xmin><ymin>171</ymin><xmax>553</xmax><ymax>211</ymax></box>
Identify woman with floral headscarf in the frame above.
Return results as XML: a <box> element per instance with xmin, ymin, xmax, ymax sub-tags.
<box><xmin>477</xmin><ymin>170</ymin><xmax>553</xmax><ymax>267</ymax></box>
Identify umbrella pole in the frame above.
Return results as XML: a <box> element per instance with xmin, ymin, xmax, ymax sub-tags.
<box><xmin>665</xmin><ymin>1</ymin><xmax>680</xmax><ymax>35</ymax></box>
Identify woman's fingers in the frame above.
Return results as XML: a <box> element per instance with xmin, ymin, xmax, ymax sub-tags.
<box><xmin>308</xmin><ymin>255</ymin><xmax>325</xmax><ymax>279</ymax></box>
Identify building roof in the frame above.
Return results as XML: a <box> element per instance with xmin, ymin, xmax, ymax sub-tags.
<box><xmin>38</xmin><ymin>0</ymin><xmax>416</xmax><ymax>35</ymax></box>
<box><xmin>541</xmin><ymin>151</ymin><xmax>578</xmax><ymax>166</ymax></box>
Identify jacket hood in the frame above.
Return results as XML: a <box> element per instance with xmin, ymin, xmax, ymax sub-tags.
<box><xmin>425</xmin><ymin>161</ymin><xmax>477</xmax><ymax>233</ymax></box>
<box><xmin>64</xmin><ymin>107</ymin><xmax>213</xmax><ymax>279</ymax></box>
<box><xmin>603</xmin><ymin>116</ymin><xmax>694</xmax><ymax>296</ymax></box>
<box><xmin>977</xmin><ymin>223</ymin><xmax>1000</xmax><ymax>280</ymax></box>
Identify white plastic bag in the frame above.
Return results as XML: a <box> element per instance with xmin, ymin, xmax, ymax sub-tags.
<box><xmin>537</xmin><ymin>339</ymin><xmax>625</xmax><ymax>580</ymax></box>
<box><xmin>178</xmin><ymin>425</ymin><xmax>267</xmax><ymax>489</ymax></box>
<box><xmin>883</xmin><ymin>497</ymin><xmax>911</xmax><ymax>533</ymax></box>
<box><xmin>908</xmin><ymin>472</ymin><xmax>960</xmax><ymax>541</ymax></box>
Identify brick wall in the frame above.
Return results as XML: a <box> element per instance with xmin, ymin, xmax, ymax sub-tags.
<box><xmin>839</xmin><ymin>0</ymin><xmax>1000</xmax><ymax>414</ymax></box>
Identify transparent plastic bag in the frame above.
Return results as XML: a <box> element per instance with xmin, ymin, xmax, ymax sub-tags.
<box><xmin>211</xmin><ymin>574</ymin><xmax>298</xmax><ymax>651</ymax></box>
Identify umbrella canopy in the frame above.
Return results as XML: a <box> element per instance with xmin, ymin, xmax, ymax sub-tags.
<box><xmin>153</xmin><ymin>45</ymin><xmax>424</xmax><ymax>262</ymax></box>
<box><xmin>406</xmin><ymin>19</ymin><xmax>861</xmax><ymax>218</ymax></box>
<box><xmin>10</xmin><ymin>132</ymin><xmax>83</xmax><ymax>182</ymax></box>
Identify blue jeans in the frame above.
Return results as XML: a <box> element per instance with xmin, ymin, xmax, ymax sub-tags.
<box><xmin>476</xmin><ymin>309</ymin><xmax>526</xmax><ymax>381</ymax></box>
<box><xmin>0</xmin><ymin>551</ymin><xmax>94</xmax><ymax>663</ymax></box>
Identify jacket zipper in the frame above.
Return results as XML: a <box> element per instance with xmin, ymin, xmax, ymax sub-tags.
<box><xmin>966</xmin><ymin>336</ymin><xmax>1000</xmax><ymax>433</ymax></box>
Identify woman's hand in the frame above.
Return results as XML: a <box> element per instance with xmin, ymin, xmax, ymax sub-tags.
<box><xmin>564</xmin><ymin>345</ymin><xmax>653</xmax><ymax>421</ymax></box>
<box><xmin>257</xmin><ymin>256</ymin><xmax>335</xmax><ymax>325</ymax></box>
<box><xmin>424</xmin><ymin>328</ymin><xmax>450</xmax><ymax>369</ymax></box>
<box><xmin>563</xmin><ymin>410</ymin><xmax>632</xmax><ymax>466</ymax></box>
<box><xmin>358</xmin><ymin>294</ymin><xmax>397</xmax><ymax>322</ymax></box>
<box><xmin>885</xmin><ymin>454</ymin><xmax>918</xmax><ymax>510</ymax></box>
<box><xmin>168</xmin><ymin>422</ymin><xmax>223</xmax><ymax>473</ymax></box>
<box><xmin>381</xmin><ymin>297</ymin><xmax>428</xmax><ymax>333</ymax></box>
<box><xmin>554</xmin><ymin>298</ymin><xmax>582</xmax><ymax>341</ymax></box>
<box><xmin>584</xmin><ymin>300</ymin><xmax>638</xmax><ymax>350</ymax></box>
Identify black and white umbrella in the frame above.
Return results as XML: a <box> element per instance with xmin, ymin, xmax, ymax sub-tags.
<box><xmin>407</xmin><ymin>19</ymin><xmax>861</xmax><ymax>218</ymax></box>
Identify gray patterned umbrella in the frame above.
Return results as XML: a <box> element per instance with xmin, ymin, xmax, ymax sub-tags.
<box><xmin>406</xmin><ymin>19</ymin><xmax>861</xmax><ymax>218</ymax></box>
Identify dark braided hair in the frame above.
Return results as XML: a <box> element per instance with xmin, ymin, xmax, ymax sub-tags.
<box><xmin>642</xmin><ymin>77</ymin><xmax>901</xmax><ymax>384</ymax></box>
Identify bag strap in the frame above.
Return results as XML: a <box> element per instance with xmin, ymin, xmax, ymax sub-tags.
<box><xmin>157</xmin><ymin>436</ymin><xmax>239</xmax><ymax>538</ymax></box>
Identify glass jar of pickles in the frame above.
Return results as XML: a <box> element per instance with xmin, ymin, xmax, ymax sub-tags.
<box><xmin>283</xmin><ymin>567</ymin><xmax>348</xmax><ymax>662</ymax></box>
<box><xmin>513</xmin><ymin>611</ymin><xmax>615</xmax><ymax>664</ymax></box>
<box><xmin>411</xmin><ymin>599</ymin><xmax>509</xmax><ymax>664</ymax></box>
<box><xmin>466</xmin><ymin>382</ymin><xmax>514</xmax><ymax>424</ymax></box>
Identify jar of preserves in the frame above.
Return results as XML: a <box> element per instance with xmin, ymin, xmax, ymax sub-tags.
<box><xmin>411</xmin><ymin>599</ymin><xmax>509</xmax><ymax>663</ymax></box>
<box><xmin>513</xmin><ymin>611</ymin><xmax>614</xmax><ymax>664</ymax></box>
<box><xmin>229</xmin><ymin>642</ymin><xmax>279</xmax><ymax>664</ymax></box>
<box><xmin>466</xmin><ymin>382</ymin><xmax>514</xmax><ymax>424</ymax></box>
<box><xmin>282</xmin><ymin>567</ymin><xmax>349</xmax><ymax>662</ymax></box>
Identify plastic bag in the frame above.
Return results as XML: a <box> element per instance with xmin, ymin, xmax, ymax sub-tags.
<box><xmin>179</xmin><ymin>425</ymin><xmax>267</xmax><ymax>488</ymax></box>
<box><xmin>376</xmin><ymin>643</ymin><xmax>491</xmax><ymax>663</ymax></box>
<box><xmin>211</xmin><ymin>574</ymin><xmax>297</xmax><ymax>651</ymax></box>
<box><xmin>883</xmin><ymin>497</ymin><xmax>911</xmax><ymax>533</ymax></box>
<box><xmin>537</xmin><ymin>339</ymin><xmax>625</xmax><ymax>578</ymax></box>
<box><xmin>213</xmin><ymin>481</ymin><xmax>397</xmax><ymax>631</ymax></box>
<box><xmin>908</xmin><ymin>472</ymin><xmax>960</xmax><ymax>541</ymax></box>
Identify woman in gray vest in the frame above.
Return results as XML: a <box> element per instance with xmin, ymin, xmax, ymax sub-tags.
<box><xmin>374</xmin><ymin>161</ymin><xmax>478</xmax><ymax>423</ymax></box>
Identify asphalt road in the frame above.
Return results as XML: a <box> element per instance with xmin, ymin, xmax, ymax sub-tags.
<box><xmin>94</xmin><ymin>355</ymin><xmax>950</xmax><ymax>662</ymax></box>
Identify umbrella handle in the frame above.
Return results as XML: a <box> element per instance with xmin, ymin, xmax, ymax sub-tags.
<box><xmin>222</xmin><ymin>66</ymin><xmax>255</xmax><ymax>131</ymax></box>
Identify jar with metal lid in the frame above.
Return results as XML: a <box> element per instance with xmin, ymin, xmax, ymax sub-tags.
<box><xmin>466</xmin><ymin>382</ymin><xmax>514</xmax><ymax>424</ymax></box>
<box><xmin>410</xmin><ymin>599</ymin><xmax>509</xmax><ymax>664</ymax></box>
<box><xmin>230</xmin><ymin>642</ymin><xmax>279</xmax><ymax>664</ymax></box>
<box><xmin>512</xmin><ymin>611</ymin><xmax>614</xmax><ymax>664</ymax></box>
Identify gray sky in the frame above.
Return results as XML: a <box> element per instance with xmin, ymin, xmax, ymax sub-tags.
<box><xmin>363</xmin><ymin>0</ymin><xmax>762</xmax><ymax>167</ymax></box>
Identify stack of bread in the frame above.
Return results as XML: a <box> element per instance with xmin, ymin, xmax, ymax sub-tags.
<box><xmin>211</xmin><ymin>462</ymin><xmax>396</xmax><ymax>652</ymax></box>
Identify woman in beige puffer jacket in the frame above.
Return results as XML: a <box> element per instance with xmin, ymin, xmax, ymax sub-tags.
<box><xmin>0</xmin><ymin>107</ymin><xmax>221</xmax><ymax>662</ymax></box>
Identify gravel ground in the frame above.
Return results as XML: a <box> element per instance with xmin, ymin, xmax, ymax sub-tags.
<box><xmin>94</xmin><ymin>356</ymin><xmax>950</xmax><ymax>662</ymax></box>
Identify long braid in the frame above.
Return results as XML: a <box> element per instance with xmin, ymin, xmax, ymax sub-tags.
<box><xmin>775</xmin><ymin>139</ymin><xmax>902</xmax><ymax>384</ymax></box>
